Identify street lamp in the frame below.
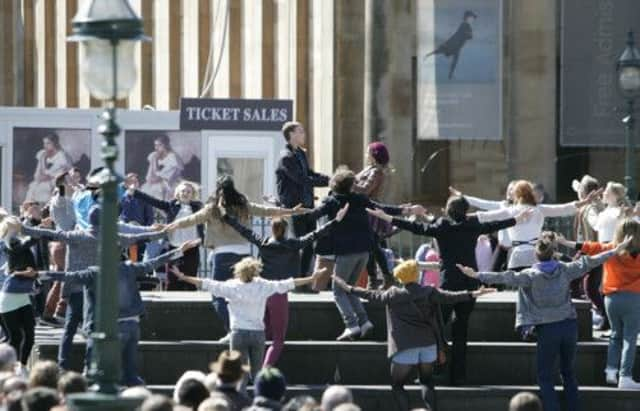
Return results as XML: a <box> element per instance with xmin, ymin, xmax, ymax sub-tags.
<box><xmin>67</xmin><ymin>0</ymin><xmax>149</xmax><ymax>409</ymax></box>
<box><xmin>617</xmin><ymin>30</ymin><xmax>640</xmax><ymax>201</ymax></box>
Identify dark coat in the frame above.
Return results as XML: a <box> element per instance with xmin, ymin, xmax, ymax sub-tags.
<box><xmin>133</xmin><ymin>189</ymin><xmax>204</xmax><ymax>240</ymax></box>
<box><xmin>275</xmin><ymin>144</ymin><xmax>329</xmax><ymax>208</ymax></box>
<box><xmin>435</xmin><ymin>22</ymin><xmax>472</xmax><ymax>56</ymax></box>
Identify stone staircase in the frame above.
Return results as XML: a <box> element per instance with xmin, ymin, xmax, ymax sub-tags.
<box><xmin>31</xmin><ymin>291</ymin><xmax>640</xmax><ymax>410</ymax></box>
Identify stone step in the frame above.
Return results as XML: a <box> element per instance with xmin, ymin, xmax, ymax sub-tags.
<box><xmin>32</xmin><ymin>340</ymin><xmax>638</xmax><ymax>386</ymax></box>
<box><xmin>139</xmin><ymin>291</ymin><xmax>593</xmax><ymax>342</ymax></box>
<box><xmin>147</xmin><ymin>385</ymin><xmax>640</xmax><ymax>411</ymax></box>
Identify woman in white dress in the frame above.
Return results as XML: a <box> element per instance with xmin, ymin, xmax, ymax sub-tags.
<box><xmin>140</xmin><ymin>135</ymin><xmax>184</xmax><ymax>201</ymax></box>
<box><xmin>24</xmin><ymin>133</ymin><xmax>72</xmax><ymax>205</ymax></box>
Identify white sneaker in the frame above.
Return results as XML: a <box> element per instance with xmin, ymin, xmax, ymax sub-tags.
<box><xmin>217</xmin><ymin>333</ymin><xmax>231</xmax><ymax>344</ymax></box>
<box><xmin>605</xmin><ymin>369</ymin><xmax>618</xmax><ymax>385</ymax></box>
<box><xmin>337</xmin><ymin>327</ymin><xmax>361</xmax><ymax>341</ymax></box>
<box><xmin>618</xmin><ymin>376</ymin><xmax>640</xmax><ymax>389</ymax></box>
<box><xmin>359</xmin><ymin>321</ymin><xmax>374</xmax><ymax>338</ymax></box>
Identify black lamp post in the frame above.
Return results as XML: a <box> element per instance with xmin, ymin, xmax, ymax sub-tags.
<box><xmin>617</xmin><ymin>30</ymin><xmax>640</xmax><ymax>201</ymax></box>
<box><xmin>66</xmin><ymin>1</ymin><xmax>149</xmax><ymax>409</ymax></box>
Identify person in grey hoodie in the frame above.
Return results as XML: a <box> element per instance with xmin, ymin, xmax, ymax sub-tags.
<box><xmin>457</xmin><ymin>233</ymin><xmax>631</xmax><ymax>411</ymax></box>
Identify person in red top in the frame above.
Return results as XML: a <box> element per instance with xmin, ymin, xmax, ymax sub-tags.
<box><xmin>559</xmin><ymin>218</ymin><xmax>640</xmax><ymax>389</ymax></box>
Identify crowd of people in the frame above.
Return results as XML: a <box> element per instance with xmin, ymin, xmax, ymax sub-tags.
<box><xmin>0</xmin><ymin>120</ymin><xmax>639</xmax><ymax>410</ymax></box>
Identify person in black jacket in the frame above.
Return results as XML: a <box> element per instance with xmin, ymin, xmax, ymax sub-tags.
<box><xmin>221</xmin><ymin>203</ymin><xmax>348</xmax><ymax>367</ymax></box>
<box><xmin>131</xmin><ymin>181</ymin><xmax>204</xmax><ymax>290</ymax></box>
<box><xmin>276</xmin><ymin>121</ymin><xmax>329</xmax><ymax>276</ymax></box>
<box><xmin>367</xmin><ymin>196</ymin><xmax>531</xmax><ymax>385</ymax></box>
<box><xmin>333</xmin><ymin>259</ymin><xmax>496</xmax><ymax>411</ymax></box>
<box><xmin>306</xmin><ymin>167</ymin><xmax>426</xmax><ymax>341</ymax></box>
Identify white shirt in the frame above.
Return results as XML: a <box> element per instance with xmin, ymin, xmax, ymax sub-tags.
<box><xmin>478</xmin><ymin>202</ymin><xmax>577</xmax><ymax>268</ymax></box>
<box><xmin>201</xmin><ymin>277</ymin><xmax>295</xmax><ymax>331</ymax></box>
<box><xmin>168</xmin><ymin>204</ymin><xmax>198</xmax><ymax>247</ymax></box>
<box><xmin>588</xmin><ymin>206</ymin><xmax>621</xmax><ymax>243</ymax></box>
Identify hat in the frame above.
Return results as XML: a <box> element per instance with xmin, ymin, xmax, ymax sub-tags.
<box><xmin>368</xmin><ymin>142</ymin><xmax>390</xmax><ymax>166</ymax></box>
<box><xmin>464</xmin><ymin>10</ymin><xmax>477</xmax><ymax>19</ymax></box>
<box><xmin>209</xmin><ymin>350</ymin><xmax>250</xmax><ymax>382</ymax></box>
<box><xmin>393</xmin><ymin>260</ymin><xmax>419</xmax><ymax>285</ymax></box>
<box><xmin>254</xmin><ymin>367</ymin><xmax>286</xmax><ymax>401</ymax></box>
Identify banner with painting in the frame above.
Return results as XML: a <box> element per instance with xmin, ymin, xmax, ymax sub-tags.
<box><xmin>12</xmin><ymin>127</ymin><xmax>91</xmax><ymax>212</ymax></box>
<box><xmin>124</xmin><ymin>130</ymin><xmax>202</xmax><ymax>203</ymax></box>
<box><xmin>417</xmin><ymin>0</ymin><xmax>503</xmax><ymax>140</ymax></box>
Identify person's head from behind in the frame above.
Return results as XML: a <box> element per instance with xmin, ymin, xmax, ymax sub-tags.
<box><xmin>28</xmin><ymin>361</ymin><xmax>60</xmax><ymax>390</ymax></box>
<box><xmin>254</xmin><ymin>367</ymin><xmax>287</xmax><ymax>403</ymax></box>
<box><xmin>393</xmin><ymin>260</ymin><xmax>419</xmax><ymax>286</ymax></box>
<box><xmin>512</xmin><ymin>180</ymin><xmax>537</xmax><ymax>206</ymax></box>
<box><xmin>321</xmin><ymin>385</ymin><xmax>353</xmax><ymax>411</ymax></box>
<box><xmin>121</xmin><ymin>386</ymin><xmax>153</xmax><ymax>401</ymax></box>
<box><xmin>209</xmin><ymin>350</ymin><xmax>249</xmax><ymax>388</ymax></box>
<box><xmin>141</xmin><ymin>395</ymin><xmax>174</xmax><ymax>411</ymax></box>
<box><xmin>20</xmin><ymin>387</ymin><xmax>59</xmax><ymax>411</ymax></box>
<box><xmin>532</xmin><ymin>183</ymin><xmax>545</xmax><ymax>204</ymax></box>
<box><xmin>282</xmin><ymin>121</ymin><xmax>305</xmax><ymax>147</ymax></box>
<box><xmin>367</xmin><ymin>142</ymin><xmax>390</xmax><ymax>167</ymax></box>
<box><xmin>534</xmin><ymin>238</ymin><xmax>556</xmax><ymax>262</ymax></box>
<box><xmin>283</xmin><ymin>395</ymin><xmax>318</xmax><ymax>411</ymax></box>
<box><xmin>0</xmin><ymin>343</ymin><xmax>17</xmax><ymax>373</ymax></box>
<box><xmin>509</xmin><ymin>392</ymin><xmax>542</xmax><ymax>411</ymax></box>
<box><xmin>233</xmin><ymin>257</ymin><xmax>263</xmax><ymax>283</ymax></box>
<box><xmin>3</xmin><ymin>376</ymin><xmax>28</xmax><ymax>396</ymax></box>
<box><xmin>333</xmin><ymin>404</ymin><xmax>361</xmax><ymax>411</ymax></box>
<box><xmin>330</xmin><ymin>167</ymin><xmax>355</xmax><ymax>195</ymax></box>
<box><xmin>271</xmin><ymin>218</ymin><xmax>289</xmax><ymax>241</ymax></box>
<box><xmin>613</xmin><ymin>218</ymin><xmax>640</xmax><ymax>255</ymax></box>
<box><xmin>214</xmin><ymin>175</ymin><xmax>248</xmax><ymax>216</ymax></box>
<box><xmin>175</xmin><ymin>181</ymin><xmax>198</xmax><ymax>204</ymax></box>
<box><xmin>173</xmin><ymin>371</ymin><xmax>208</xmax><ymax>411</ymax></box>
<box><xmin>603</xmin><ymin>182</ymin><xmax>628</xmax><ymax>207</ymax></box>
<box><xmin>574</xmin><ymin>175</ymin><xmax>600</xmax><ymax>201</ymax></box>
<box><xmin>197</xmin><ymin>396</ymin><xmax>230</xmax><ymax>411</ymax></box>
<box><xmin>445</xmin><ymin>196</ymin><xmax>469</xmax><ymax>223</ymax></box>
<box><xmin>57</xmin><ymin>371</ymin><xmax>87</xmax><ymax>399</ymax></box>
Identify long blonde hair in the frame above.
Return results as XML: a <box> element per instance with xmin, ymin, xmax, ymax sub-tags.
<box><xmin>233</xmin><ymin>257</ymin><xmax>263</xmax><ymax>283</ymax></box>
<box><xmin>613</xmin><ymin>218</ymin><xmax>640</xmax><ymax>255</ymax></box>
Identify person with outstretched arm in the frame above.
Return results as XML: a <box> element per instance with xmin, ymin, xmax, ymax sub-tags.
<box><xmin>367</xmin><ymin>196</ymin><xmax>532</xmax><ymax>385</ymax></box>
<box><xmin>171</xmin><ymin>257</ymin><xmax>325</xmax><ymax>382</ymax></box>
<box><xmin>220</xmin><ymin>203</ymin><xmax>349</xmax><ymax>367</ymax></box>
<box><xmin>19</xmin><ymin>239</ymin><xmax>201</xmax><ymax>386</ymax></box>
<box><xmin>457</xmin><ymin>235</ymin><xmax>630</xmax><ymax>411</ymax></box>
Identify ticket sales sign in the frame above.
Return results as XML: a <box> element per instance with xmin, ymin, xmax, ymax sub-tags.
<box><xmin>180</xmin><ymin>98</ymin><xmax>293</xmax><ymax>131</ymax></box>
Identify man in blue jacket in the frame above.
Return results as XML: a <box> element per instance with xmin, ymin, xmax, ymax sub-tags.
<box><xmin>275</xmin><ymin>122</ymin><xmax>329</xmax><ymax>276</ymax></box>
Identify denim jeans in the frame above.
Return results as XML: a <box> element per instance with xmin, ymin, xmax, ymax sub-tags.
<box><xmin>212</xmin><ymin>253</ymin><xmax>248</xmax><ymax>332</ymax></box>
<box><xmin>333</xmin><ymin>252</ymin><xmax>369</xmax><ymax>329</ymax></box>
<box><xmin>230</xmin><ymin>329</ymin><xmax>265</xmax><ymax>381</ymax></box>
<box><xmin>604</xmin><ymin>291</ymin><xmax>640</xmax><ymax>377</ymax></box>
<box><xmin>58</xmin><ymin>291</ymin><xmax>83</xmax><ymax>370</ymax></box>
<box><xmin>536</xmin><ymin>318</ymin><xmax>579</xmax><ymax>411</ymax></box>
<box><xmin>119</xmin><ymin>320</ymin><xmax>143</xmax><ymax>386</ymax></box>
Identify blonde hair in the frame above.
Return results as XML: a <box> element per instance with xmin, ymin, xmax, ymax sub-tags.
<box><xmin>605</xmin><ymin>182</ymin><xmax>630</xmax><ymax>207</ymax></box>
<box><xmin>512</xmin><ymin>180</ymin><xmax>537</xmax><ymax>206</ymax></box>
<box><xmin>0</xmin><ymin>216</ymin><xmax>21</xmax><ymax>243</ymax></box>
<box><xmin>613</xmin><ymin>218</ymin><xmax>640</xmax><ymax>255</ymax></box>
<box><xmin>174</xmin><ymin>181</ymin><xmax>200</xmax><ymax>201</ymax></box>
<box><xmin>233</xmin><ymin>257</ymin><xmax>263</xmax><ymax>283</ymax></box>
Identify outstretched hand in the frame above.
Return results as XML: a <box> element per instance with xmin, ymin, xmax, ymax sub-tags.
<box><xmin>310</xmin><ymin>267</ymin><xmax>328</xmax><ymax>282</ymax></box>
<box><xmin>336</xmin><ymin>203</ymin><xmax>350</xmax><ymax>222</ymax></box>
<box><xmin>471</xmin><ymin>286</ymin><xmax>497</xmax><ymax>298</ymax></box>
<box><xmin>169</xmin><ymin>266</ymin><xmax>185</xmax><ymax>280</ymax></box>
<box><xmin>367</xmin><ymin>208</ymin><xmax>392</xmax><ymax>222</ymax></box>
<box><xmin>449</xmin><ymin>186</ymin><xmax>462</xmax><ymax>197</ymax></box>
<box><xmin>456</xmin><ymin>264</ymin><xmax>477</xmax><ymax>278</ymax></box>
<box><xmin>179</xmin><ymin>239</ymin><xmax>201</xmax><ymax>253</ymax></box>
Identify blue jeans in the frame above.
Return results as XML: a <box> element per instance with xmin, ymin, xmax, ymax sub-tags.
<box><xmin>119</xmin><ymin>320</ymin><xmax>143</xmax><ymax>386</ymax></box>
<box><xmin>605</xmin><ymin>292</ymin><xmax>640</xmax><ymax>377</ymax></box>
<box><xmin>333</xmin><ymin>252</ymin><xmax>369</xmax><ymax>329</ymax></box>
<box><xmin>536</xmin><ymin>319</ymin><xmax>579</xmax><ymax>411</ymax></box>
<box><xmin>58</xmin><ymin>292</ymin><xmax>83</xmax><ymax>370</ymax></box>
<box><xmin>230</xmin><ymin>329</ymin><xmax>266</xmax><ymax>381</ymax></box>
<box><xmin>212</xmin><ymin>253</ymin><xmax>248</xmax><ymax>332</ymax></box>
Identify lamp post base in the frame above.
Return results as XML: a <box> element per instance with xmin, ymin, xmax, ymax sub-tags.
<box><xmin>66</xmin><ymin>392</ymin><xmax>142</xmax><ymax>411</ymax></box>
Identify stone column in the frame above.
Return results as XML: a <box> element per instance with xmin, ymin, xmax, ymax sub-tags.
<box><xmin>363</xmin><ymin>0</ymin><xmax>414</xmax><ymax>202</ymax></box>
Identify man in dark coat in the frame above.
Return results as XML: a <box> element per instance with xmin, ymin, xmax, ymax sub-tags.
<box><xmin>425</xmin><ymin>10</ymin><xmax>477</xmax><ymax>79</ymax></box>
<box><xmin>275</xmin><ymin>121</ymin><xmax>329</xmax><ymax>276</ymax></box>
